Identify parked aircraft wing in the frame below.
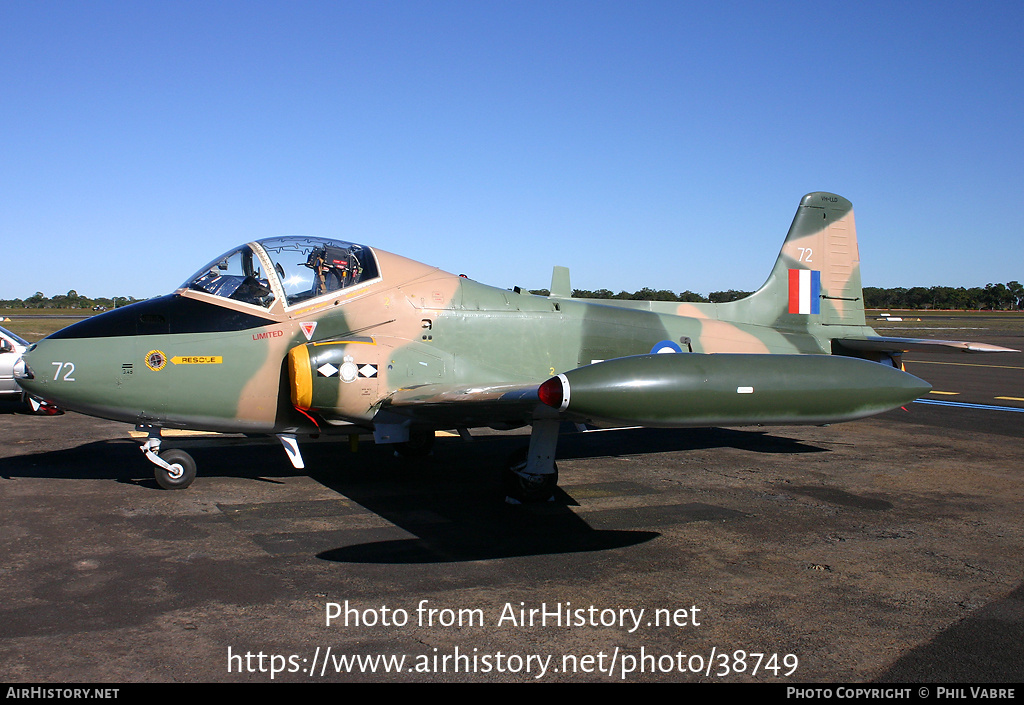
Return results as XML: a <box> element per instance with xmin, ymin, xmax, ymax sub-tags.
<box><xmin>836</xmin><ymin>336</ymin><xmax>1019</xmax><ymax>354</ymax></box>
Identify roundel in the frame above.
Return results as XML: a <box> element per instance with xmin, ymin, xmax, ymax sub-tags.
<box><xmin>650</xmin><ymin>340</ymin><xmax>682</xmax><ymax>354</ymax></box>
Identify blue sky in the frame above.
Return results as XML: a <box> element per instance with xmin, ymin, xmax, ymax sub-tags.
<box><xmin>2</xmin><ymin>1</ymin><xmax>1022</xmax><ymax>300</ymax></box>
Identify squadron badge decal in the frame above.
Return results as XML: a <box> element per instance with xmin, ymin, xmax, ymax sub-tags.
<box><xmin>145</xmin><ymin>350</ymin><xmax>167</xmax><ymax>372</ymax></box>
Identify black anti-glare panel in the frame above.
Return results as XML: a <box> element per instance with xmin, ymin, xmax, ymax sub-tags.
<box><xmin>47</xmin><ymin>295</ymin><xmax>274</xmax><ymax>339</ymax></box>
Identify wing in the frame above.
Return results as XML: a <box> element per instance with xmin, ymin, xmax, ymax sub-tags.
<box><xmin>378</xmin><ymin>381</ymin><xmax>545</xmax><ymax>428</ymax></box>
<box><xmin>375</xmin><ymin>352</ymin><xmax>934</xmax><ymax>431</ymax></box>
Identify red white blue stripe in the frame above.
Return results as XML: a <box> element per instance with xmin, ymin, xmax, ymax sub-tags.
<box><xmin>788</xmin><ymin>269</ymin><xmax>821</xmax><ymax>314</ymax></box>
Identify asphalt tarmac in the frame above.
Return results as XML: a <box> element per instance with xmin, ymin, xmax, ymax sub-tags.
<box><xmin>1</xmin><ymin>336</ymin><xmax>1021</xmax><ymax>684</ymax></box>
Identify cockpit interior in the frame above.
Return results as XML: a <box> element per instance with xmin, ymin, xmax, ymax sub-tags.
<box><xmin>182</xmin><ymin>237</ymin><xmax>380</xmax><ymax>309</ymax></box>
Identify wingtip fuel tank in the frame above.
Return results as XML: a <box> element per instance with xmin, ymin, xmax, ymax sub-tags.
<box><xmin>538</xmin><ymin>353</ymin><xmax>931</xmax><ymax>428</ymax></box>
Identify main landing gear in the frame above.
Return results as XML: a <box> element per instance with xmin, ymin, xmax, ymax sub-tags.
<box><xmin>135</xmin><ymin>420</ymin><xmax>563</xmax><ymax>503</ymax></box>
<box><xmin>503</xmin><ymin>418</ymin><xmax>560</xmax><ymax>504</ymax></box>
<box><xmin>503</xmin><ymin>450</ymin><xmax>559</xmax><ymax>503</ymax></box>
<box><xmin>394</xmin><ymin>427</ymin><xmax>436</xmax><ymax>458</ymax></box>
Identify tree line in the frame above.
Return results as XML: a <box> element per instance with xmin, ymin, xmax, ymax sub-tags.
<box><xmin>1</xmin><ymin>290</ymin><xmax>140</xmax><ymax>310</ymax></box>
<box><xmin>4</xmin><ymin>281</ymin><xmax>1023</xmax><ymax>311</ymax></box>
<box><xmin>862</xmin><ymin>283</ymin><xmax>1023</xmax><ymax>310</ymax></box>
<box><xmin>534</xmin><ymin>281</ymin><xmax>1024</xmax><ymax>310</ymax></box>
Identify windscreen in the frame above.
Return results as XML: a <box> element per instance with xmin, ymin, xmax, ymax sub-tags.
<box><xmin>180</xmin><ymin>244</ymin><xmax>275</xmax><ymax>308</ymax></box>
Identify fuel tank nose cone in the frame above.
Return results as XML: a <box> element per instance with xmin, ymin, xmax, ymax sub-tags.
<box><xmin>538</xmin><ymin>374</ymin><xmax>570</xmax><ymax>411</ymax></box>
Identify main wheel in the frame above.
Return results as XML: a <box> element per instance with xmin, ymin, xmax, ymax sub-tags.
<box><xmin>155</xmin><ymin>449</ymin><xmax>197</xmax><ymax>490</ymax></box>
<box><xmin>394</xmin><ymin>428</ymin><xmax>435</xmax><ymax>458</ymax></box>
<box><xmin>503</xmin><ymin>448</ymin><xmax>558</xmax><ymax>504</ymax></box>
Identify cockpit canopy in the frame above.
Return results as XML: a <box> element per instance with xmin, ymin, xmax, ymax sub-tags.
<box><xmin>181</xmin><ymin>237</ymin><xmax>380</xmax><ymax>309</ymax></box>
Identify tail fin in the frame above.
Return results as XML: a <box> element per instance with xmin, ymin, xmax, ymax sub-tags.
<box><xmin>724</xmin><ymin>192</ymin><xmax>866</xmax><ymax>329</ymax></box>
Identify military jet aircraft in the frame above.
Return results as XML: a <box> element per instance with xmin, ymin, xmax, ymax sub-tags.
<box><xmin>14</xmin><ymin>193</ymin><xmax>1016</xmax><ymax>501</ymax></box>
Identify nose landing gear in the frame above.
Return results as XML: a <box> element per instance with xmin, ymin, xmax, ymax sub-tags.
<box><xmin>139</xmin><ymin>429</ymin><xmax>197</xmax><ymax>490</ymax></box>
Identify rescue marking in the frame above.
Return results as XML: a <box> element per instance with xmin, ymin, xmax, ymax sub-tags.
<box><xmin>171</xmin><ymin>356</ymin><xmax>223</xmax><ymax>365</ymax></box>
<box><xmin>300</xmin><ymin>322</ymin><xmax>318</xmax><ymax>340</ymax></box>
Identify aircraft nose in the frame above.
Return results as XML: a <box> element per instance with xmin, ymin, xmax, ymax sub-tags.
<box><xmin>14</xmin><ymin>338</ymin><xmax>97</xmax><ymax>414</ymax></box>
<box><xmin>14</xmin><ymin>343</ymin><xmax>44</xmax><ymax>395</ymax></box>
<box><xmin>16</xmin><ymin>339</ymin><xmax>78</xmax><ymax>394</ymax></box>
<box><xmin>13</xmin><ymin>354</ymin><xmax>32</xmax><ymax>381</ymax></box>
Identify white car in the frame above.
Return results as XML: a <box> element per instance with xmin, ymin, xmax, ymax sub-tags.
<box><xmin>0</xmin><ymin>325</ymin><xmax>29</xmax><ymax>398</ymax></box>
<box><xmin>0</xmin><ymin>325</ymin><xmax>61</xmax><ymax>413</ymax></box>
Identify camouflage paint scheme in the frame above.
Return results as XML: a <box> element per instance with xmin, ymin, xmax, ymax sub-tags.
<box><xmin>15</xmin><ymin>193</ymin><xmax>1012</xmax><ymax>498</ymax></box>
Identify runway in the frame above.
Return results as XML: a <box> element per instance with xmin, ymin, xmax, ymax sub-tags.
<box><xmin>0</xmin><ymin>338</ymin><xmax>1021</xmax><ymax>683</ymax></box>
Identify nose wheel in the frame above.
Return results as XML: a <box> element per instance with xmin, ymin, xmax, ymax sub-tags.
<box><xmin>140</xmin><ymin>431</ymin><xmax>197</xmax><ymax>490</ymax></box>
<box><xmin>154</xmin><ymin>449</ymin><xmax>197</xmax><ymax>490</ymax></box>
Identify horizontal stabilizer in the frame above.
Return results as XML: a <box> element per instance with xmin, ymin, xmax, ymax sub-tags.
<box><xmin>836</xmin><ymin>336</ymin><xmax>1020</xmax><ymax>354</ymax></box>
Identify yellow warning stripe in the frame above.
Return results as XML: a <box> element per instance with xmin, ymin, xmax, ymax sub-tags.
<box><xmin>312</xmin><ymin>339</ymin><xmax>376</xmax><ymax>346</ymax></box>
<box><xmin>128</xmin><ymin>429</ymin><xmax>222</xmax><ymax>438</ymax></box>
